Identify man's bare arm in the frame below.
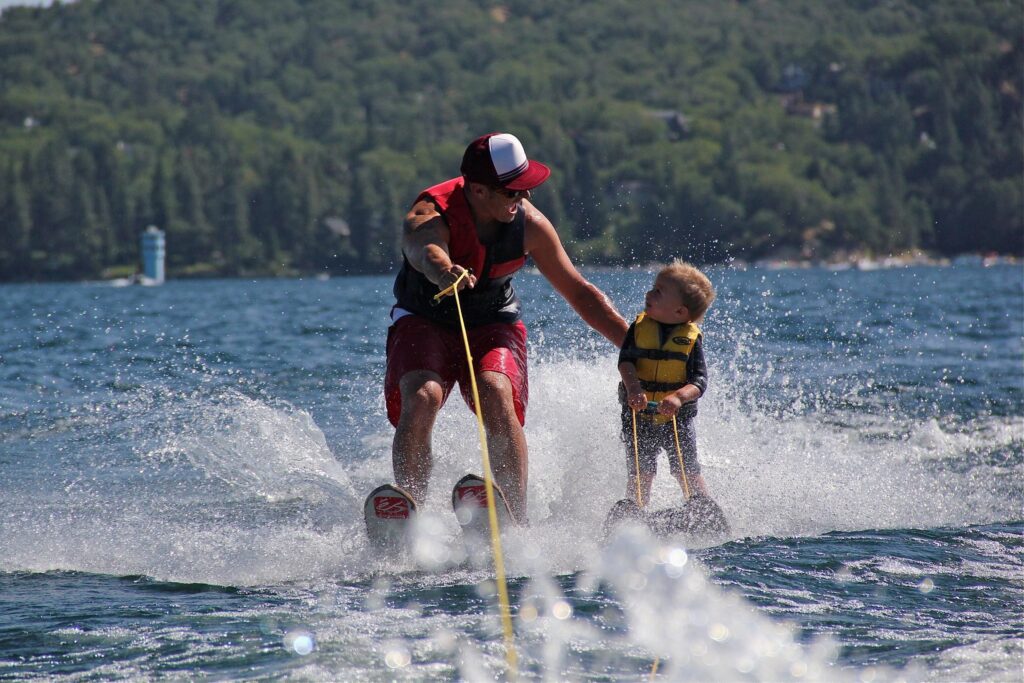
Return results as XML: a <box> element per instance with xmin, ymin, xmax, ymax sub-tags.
<box><xmin>403</xmin><ymin>200</ymin><xmax>475</xmax><ymax>290</ymax></box>
<box><xmin>523</xmin><ymin>202</ymin><xmax>628</xmax><ymax>346</ymax></box>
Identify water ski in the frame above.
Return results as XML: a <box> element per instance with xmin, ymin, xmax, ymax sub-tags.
<box><xmin>451</xmin><ymin>474</ymin><xmax>514</xmax><ymax>562</ymax></box>
<box><xmin>364</xmin><ymin>483</ymin><xmax>418</xmax><ymax>551</ymax></box>
<box><xmin>646</xmin><ymin>495</ymin><xmax>730</xmax><ymax>537</ymax></box>
<box><xmin>452</xmin><ymin>473</ymin><xmax>514</xmax><ymax>531</ymax></box>
<box><xmin>603</xmin><ymin>495</ymin><xmax>730</xmax><ymax>540</ymax></box>
<box><xmin>602</xmin><ymin>498</ymin><xmax>646</xmax><ymax>539</ymax></box>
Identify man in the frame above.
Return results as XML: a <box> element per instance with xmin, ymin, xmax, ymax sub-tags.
<box><xmin>384</xmin><ymin>132</ymin><xmax>628</xmax><ymax>523</ymax></box>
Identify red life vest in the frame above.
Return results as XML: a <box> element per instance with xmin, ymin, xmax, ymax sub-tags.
<box><xmin>392</xmin><ymin>177</ymin><xmax>526</xmax><ymax>327</ymax></box>
<box><xmin>419</xmin><ymin>177</ymin><xmax>527</xmax><ymax>280</ymax></box>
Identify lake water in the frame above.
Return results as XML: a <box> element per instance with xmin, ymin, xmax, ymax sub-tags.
<box><xmin>1</xmin><ymin>264</ymin><xmax>1021</xmax><ymax>681</ymax></box>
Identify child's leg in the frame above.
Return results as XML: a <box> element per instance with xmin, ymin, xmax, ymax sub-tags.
<box><xmin>621</xmin><ymin>405</ymin><xmax>658</xmax><ymax>506</ymax></box>
<box><xmin>625</xmin><ymin>434</ymin><xmax>657</xmax><ymax>504</ymax></box>
<box><xmin>626</xmin><ymin>470</ymin><xmax>655</xmax><ymax>504</ymax></box>
<box><xmin>674</xmin><ymin>470</ymin><xmax>709</xmax><ymax>498</ymax></box>
<box><xmin>667</xmin><ymin>418</ymin><xmax>710</xmax><ymax>498</ymax></box>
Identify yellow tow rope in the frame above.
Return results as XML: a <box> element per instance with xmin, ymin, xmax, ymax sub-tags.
<box><xmin>631</xmin><ymin>408</ymin><xmax>644</xmax><ymax>507</ymax></box>
<box><xmin>631</xmin><ymin>406</ymin><xmax>662</xmax><ymax>680</ymax></box>
<box><xmin>633</xmin><ymin>405</ymin><xmax>693</xmax><ymax>681</ymax></box>
<box><xmin>633</xmin><ymin>405</ymin><xmax>693</xmax><ymax>503</ymax></box>
<box><xmin>671</xmin><ymin>414</ymin><xmax>691</xmax><ymax>500</ymax></box>
<box><xmin>434</xmin><ymin>271</ymin><xmax>518</xmax><ymax>678</ymax></box>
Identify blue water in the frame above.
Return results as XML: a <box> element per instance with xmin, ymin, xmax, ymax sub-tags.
<box><xmin>1</xmin><ymin>265</ymin><xmax>1021</xmax><ymax>680</ymax></box>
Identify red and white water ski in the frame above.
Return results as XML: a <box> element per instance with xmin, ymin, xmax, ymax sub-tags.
<box><xmin>451</xmin><ymin>473</ymin><xmax>514</xmax><ymax>548</ymax></box>
<box><xmin>363</xmin><ymin>483</ymin><xmax>417</xmax><ymax>551</ymax></box>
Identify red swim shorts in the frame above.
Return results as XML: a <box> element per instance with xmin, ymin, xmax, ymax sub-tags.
<box><xmin>384</xmin><ymin>314</ymin><xmax>529</xmax><ymax>427</ymax></box>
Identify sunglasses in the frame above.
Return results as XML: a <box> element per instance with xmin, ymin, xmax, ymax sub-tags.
<box><xmin>492</xmin><ymin>187</ymin><xmax>529</xmax><ymax>200</ymax></box>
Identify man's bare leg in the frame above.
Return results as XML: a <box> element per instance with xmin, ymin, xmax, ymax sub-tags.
<box><xmin>392</xmin><ymin>371</ymin><xmax>445</xmax><ymax>504</ymax></box>
<box><xmin>476</xmin><ymin>371</ymin><xmax>528</xmax><ymax>523</ymax></box>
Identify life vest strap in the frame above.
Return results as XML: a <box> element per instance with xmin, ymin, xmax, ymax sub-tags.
<box><xmin>621</xmin><ymin>348</ymin><xmax>689</xmax><ymax>362</ymax></box>
<box><xmin>639</xmin><ymin>379</ymin><xmax>686</xmax><ymax>393</ymax></box>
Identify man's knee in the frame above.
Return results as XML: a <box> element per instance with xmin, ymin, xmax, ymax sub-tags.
<box><xmin>477</xmin><ymin>371</ymin><xmax>513</xmax><ymax>402</ymax></box>
<box><xmin>477</xmin><ymin>372</ymin><xmax>519</xmax><ymax>421</ymax></box>
<box><xmin>399</xmin><ymin>372</ymin><xmax>445</xmax><ymax>417</ymax></box>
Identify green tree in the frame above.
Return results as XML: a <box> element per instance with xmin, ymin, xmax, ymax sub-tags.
<box><xmin>0</xmin><ymin>161</ymin><xmax>33</xmax><ymax>277</ymax></box>
<box><xmin>1</xmin><ymin>0</ymin><xmax>1021</xmax><ymax>281</ymax></box>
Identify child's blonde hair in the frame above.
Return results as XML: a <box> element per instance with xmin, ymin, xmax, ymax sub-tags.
<box><xmin>658</xmin><ymin>259</ymin><xmax>716</xmax><ymax>321</ymax></box>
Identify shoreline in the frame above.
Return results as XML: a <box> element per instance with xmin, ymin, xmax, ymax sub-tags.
<box><xmin>0</xmin><ymin>252</ymin><xmax>1019</xmax><ymax>287</ymax></box>
<box><xmin>737</xmin><ymin>252</ymin><xmax>1020</xmax><ymax>272</ymax></box>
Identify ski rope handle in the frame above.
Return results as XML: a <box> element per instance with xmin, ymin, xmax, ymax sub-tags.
<box><xmin>438</xmin><ymin>270</ymin><xmax>518</xmax><ymax>678</ymax></box>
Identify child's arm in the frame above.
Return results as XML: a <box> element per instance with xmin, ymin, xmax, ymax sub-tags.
<box><xmin>656</xmin><ymin>384</ymin><xmax>701</xmax><ymax>415</ymax></box>
<box><xmin>619</xmin><ymin>361</ymin><xmax>649</xmax><ymax>411</ymax></box>
<box><xmin>617</xmin><ymin>321</ymin><xmax>648</xmax><ymax>411</ymax></box>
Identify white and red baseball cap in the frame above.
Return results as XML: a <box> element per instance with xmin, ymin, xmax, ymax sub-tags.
<box><xmin>460</xmin><ymin>132</ymin><xmax>551</xmax><ymax>190</ymax></box>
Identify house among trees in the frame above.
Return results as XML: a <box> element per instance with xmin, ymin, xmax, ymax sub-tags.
<box><xmin>775</xmin><ymin>63</ymin><xmax>837</xmax><ymax>126</ymax></box>
<box><xmin>779</xmin><ymin>93</ymin><xmax>837</xmax><ymax>126</ymax></box>
<box><xmin>778</xmin><ymin>63</ymin><xmax>810</xmax><ymax>93</ymax></box>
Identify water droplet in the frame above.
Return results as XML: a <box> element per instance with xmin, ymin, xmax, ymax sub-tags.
<box><xmin>284</xmin><ymin>630</ymin><xmax>315</xmax><ymax>656</ymax></box>
<box><xmin>551</xmin><ymin>600</ymin><xmax>572</xmax><ymax>620</ymax></box>
<box><xmin>667</xmin><ymin>547</ymin><xmax>688</xmax><ymax>567</ymax></box>
<box><xmin>384</xmin><ymin>645</ymin><xmax>411</xmax><ymax>669</ymax></box>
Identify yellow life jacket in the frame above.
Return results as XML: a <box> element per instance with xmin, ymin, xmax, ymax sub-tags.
<box><xmin>628</xmin><ymin>313</ymin><xmax>701</xmax><ymax>424</ymax></box>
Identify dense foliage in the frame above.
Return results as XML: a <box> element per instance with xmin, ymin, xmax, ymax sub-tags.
<box><xmin>0</xmin><ymin>0</ymin><xmax>1020</xmax><ymax>281</ymax></box>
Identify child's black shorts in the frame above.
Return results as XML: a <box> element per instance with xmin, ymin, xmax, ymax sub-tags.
<box><xmin>620</xmin><ymin>402</ymin><xmax>701</xmax><ymax>477</ymax></box>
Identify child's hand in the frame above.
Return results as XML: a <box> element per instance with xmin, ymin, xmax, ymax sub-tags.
<box><xmin>627</xmin><ymin>392</ymin><xmax>648</xmax><ymax>411</ymax></box>
<box><xmin>657</xmin><ymin>395</ymin><xmax>683</xmax><ymax>416</ymax></box>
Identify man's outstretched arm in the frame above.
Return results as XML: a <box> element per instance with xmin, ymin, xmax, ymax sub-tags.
<box><xmin>523</xmin><ymin>202</ymin><xmax>628</xmax><ymax>346</ymax></box>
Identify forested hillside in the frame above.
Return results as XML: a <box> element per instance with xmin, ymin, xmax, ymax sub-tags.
<box><xmin>0</xmin><ymin>0</ymin><xmax>1020</xmax><ymax>281</ymax></box>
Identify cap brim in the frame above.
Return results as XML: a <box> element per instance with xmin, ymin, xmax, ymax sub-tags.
<box><xmin>502</xmin><ymin>161</ymin><xmax>550</xmax><ymax>191</ymax></box>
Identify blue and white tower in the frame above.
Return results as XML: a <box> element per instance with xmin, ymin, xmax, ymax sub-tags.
<box><xmin>141</xmin><ymin>225</ymin><xmax>165</xmax><ymax>284</ymax></box>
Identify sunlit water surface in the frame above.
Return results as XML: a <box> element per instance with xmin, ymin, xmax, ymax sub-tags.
<box><xmin>1</xmin><ymin>265</ymin><xmax>1021</xmax><ymax>681</ymax></box>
